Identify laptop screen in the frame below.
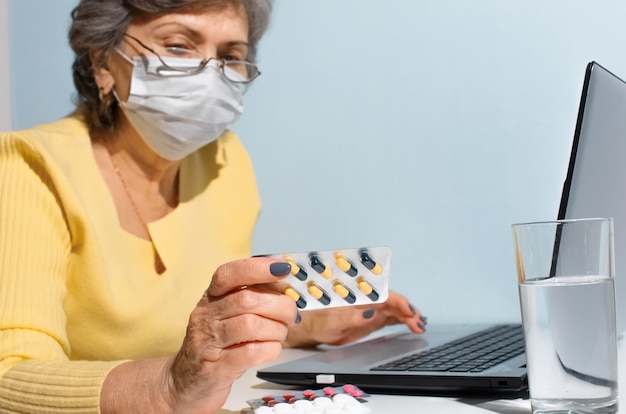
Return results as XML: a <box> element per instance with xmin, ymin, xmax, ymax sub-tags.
<box><xmin>558</xmin><ymin>61</ymin><xmax>626</xmax><ymax>335</ymax></box>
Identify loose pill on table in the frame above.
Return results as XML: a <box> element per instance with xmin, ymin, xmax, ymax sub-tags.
<box><xmin>334</xmin><ymin>253</ymin><xmax>358</xmax><ymax>277</ymax></box>
<box><xmin>308</xmin><ymin>282</ymin><xmax>332</xmax><ymax>305</ymax></box>
<box><xmin>271</xmin><ymin>402</ymin><xmax>292</xmax><ymax>413</ymax></box>
<box><xmin>293</xmin><ymin>399</ymin><xmax>313</xmax><ymax>408</ymax></box>
<box><xmin>284</xmin><ymin>257</ymin><xmax>308</xmax><ymax>281</ymax></box>
<box><xmin>333</xmin><ymin>281</ymin><xmax>357</xmax><ymax>304</ymax></box>
<box><xmin>312</xmin><ymin>397</ymin><xmax>333</xmax><ymax>407</ymax></box>
<box><xmin>356</xmin><ymin>278</ymin><xmax>379</xmax><ymax>301</ymax></box>
<box><xmin>309</xmin><ymin>254</ymin><xmax>332</xmax><ymax>278</ymax></box>
<box><xmin>359</xmin><ymin>249</ymin><xmax>382</xmax><ymax>275</ymax></box>
<box><xmin>283</xmin><ymin>286</ymin><xmax>307</xmax><ymax>309</ymax></box>
<box><xmin>332</xmin><ymin>393</ymin><xmax>358</xmax><ymax>405</ymax></box>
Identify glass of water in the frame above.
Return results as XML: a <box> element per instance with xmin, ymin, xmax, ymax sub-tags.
<box><xmin>512</xmin><ymin>218</ymin><xmax>619</xmax><ymax>414</ymax></box>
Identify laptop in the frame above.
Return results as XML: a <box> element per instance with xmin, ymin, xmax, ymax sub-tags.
<box><xmin>257</xmin><ymin>61</ymin><xmax>626</xmax><ymax>397</ymax></box>
<box><xmin>557</xmin><ymin>61</ymin><xmax>626</xmax><ymax>336</ymax></box>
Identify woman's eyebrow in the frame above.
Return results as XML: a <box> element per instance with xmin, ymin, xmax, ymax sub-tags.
<box><xmin>150</xmin><ymin>21</ymin><xmax>248</xmax><ymax>45</ymax></box>
<box><xmin>150</xmin><ymin>21</ymin><xmax>203</xmax><ymax>39</ymax></box>
<box><xmin>222</xmin><ymin>40</ymin><xmax>250</xmax><ymax>48</ymax></box>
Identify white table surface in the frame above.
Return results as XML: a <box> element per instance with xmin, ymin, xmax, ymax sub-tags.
<box><xmin>219</xmin><ymin>331</ymin><xmax>626</xmax><ymax>414</ymax></box>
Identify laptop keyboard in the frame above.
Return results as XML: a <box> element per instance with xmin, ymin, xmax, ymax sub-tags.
<box><xmin>371</xmin><ymin>324</ymin><xmax>524</xmax><ymax>373</ymax></box>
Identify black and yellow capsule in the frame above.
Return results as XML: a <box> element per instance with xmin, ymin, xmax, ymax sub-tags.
<box><xmin>357</xmin><ymin>277</ymin><xmax>380</xmax><ymax>301</ymax></box>
<box><xmin>307</xmin><ymin>282</ymin><xmax>331</xmax><ymax>305</ymax></box>
<box><xmin>359</xmin><ymin>249</ymin><xmax>383</xmax><ymax>275</ymax></box>
<box><xmin>309</xmin><ymin>254</ymin><xmax>332</xmax><ymax>279</ymax></box>
<box><xmin>334</xmin><ymin>253</ymin><xmax>358</xmax><ymax>277</ymax></box>
<box><xmin>284</xmin><ymin>257</ymin><xmax>308</xmax><ymax>281</ymax></box>
<box><xmin>333</xmin><ymin>281</ymin><xmax>357</xmax><ymax>304</ymax></box>
<box><xmin>284</xmin><ymin>286</ymin><xmax>307</xmax><ymax>309</ymax></box>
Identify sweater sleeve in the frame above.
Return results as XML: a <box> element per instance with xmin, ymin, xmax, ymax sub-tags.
<box><xmin>0</xmin><ymin>133</ymin><xmax>122</xmax><ymax>413</ymax></box>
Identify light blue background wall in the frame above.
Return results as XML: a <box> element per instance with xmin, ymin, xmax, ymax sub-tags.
<box><xmin>9</xmin><ymin>1</ymin><xmax>626</xmax><ymax>324</ymax></box>
<box><xmin>8</xmin><ymin>0</ymin><xmax>76</xmax><ymax>127</ymax></box>
<box><xmin>0</xmin><ymin>0</ymin><xmax>11</xmax><ymax>131</ymax></box>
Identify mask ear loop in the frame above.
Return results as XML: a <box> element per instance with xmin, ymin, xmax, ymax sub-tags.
<box><xmin>115</xmin><ymin>47</ymin><xmax>135</xmax><ymax>65</ymax></box>
<box><xmin>111</xmin><ymin>89</ymin><xmax>125</xmax><ymax>106</ymax></box>
<box><xmin>104</xmin><ymin>48</ymin><xmax>135</xmax><ymax>107</ymax></box>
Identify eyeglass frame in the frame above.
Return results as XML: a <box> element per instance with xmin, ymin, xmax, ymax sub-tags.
<box><xmin>121</xmin><ymin>33</ymin><xmax>261</xmax><ymax>84</ymax></box>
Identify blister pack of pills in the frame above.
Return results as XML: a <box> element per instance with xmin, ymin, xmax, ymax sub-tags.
<box><xmin>262</xmin><ymin>247</ymin><xmax>391</xmax><ymax>311</ymax></box>
<box><xmin>245</xmin><ymin>384</ymin><xmax>371</xmax><ymax>413</ymax></box>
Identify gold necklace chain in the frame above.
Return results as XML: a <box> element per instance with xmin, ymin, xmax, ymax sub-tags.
<box><xmin>108</xmin><ymin>151</ymin><xmax>150</xmax><ymax>234</ymax></box>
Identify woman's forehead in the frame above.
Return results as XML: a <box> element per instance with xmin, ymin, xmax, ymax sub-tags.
<box><xmin>129</xmin><ymin>5</ymin><xmax>248</xmax><ymax>40</ymax></box>
<box><xmin>130</xmin><ymin>2</ymin><xmax>247</xmax><ymax>29</ymax></box>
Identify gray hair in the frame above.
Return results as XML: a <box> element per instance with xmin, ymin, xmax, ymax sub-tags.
<box><xmin>68</xmin><ymin>0</ymin><xmax>273</xmax><ymax>133</ymax></box>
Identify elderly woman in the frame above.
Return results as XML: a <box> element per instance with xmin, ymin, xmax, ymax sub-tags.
<box><xmin>0</xmin><ymin>0</ymin><xmax>426</xmax><ymax>412</ymax></box>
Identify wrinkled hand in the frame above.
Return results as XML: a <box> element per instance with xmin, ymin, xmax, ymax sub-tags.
<box><xmin>284</xmin><ymin>291</ymin><xmax>427</xmax><ymax>348</ymax></box>
<box><xmin>167</xmin><ymin>258</ymin><xmax>298</xmax><ymax>413</ymax></box>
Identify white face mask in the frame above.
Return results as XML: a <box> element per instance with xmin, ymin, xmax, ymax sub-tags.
<box><xmin>114</xmin><ymin>51</ymin><xmax>246</xmax><ymax>161</ymax></box>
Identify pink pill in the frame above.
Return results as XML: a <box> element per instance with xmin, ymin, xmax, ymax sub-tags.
<box><xmin>351</xmin><ymin>390</ymin><xmax>364</xmax><ymax>398</ymax></box>
<box><xmin>323</xmin><ymin>387</ymin><xmax>336</xmax><ymax>396</ymax></box>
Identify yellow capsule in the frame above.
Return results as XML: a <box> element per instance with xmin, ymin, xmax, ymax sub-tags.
<box><xmin>284</xmin><ymin>286</ymin><xmax>299</xmax><ymax>301</ymax></box>
<box><xmin>284</xmin><ymin>286</ymin><xmax>307</xmax><ymax>309</ymax></box>
<box><xmin>359</xmin><ymin>249</ymin><xmax>383</xmax><ymax>275</ymax></box>
<box><xmin>285</xmin><ymin>257</ymin><xmax>308</xmax><ymax>281</ymax></box>
<box><xmin>334</xmin><ymin>253</ymin><xmax>358</xmax><ymax>277</ymax></box>
<box><xmin>357</xmin><ymin>278</ymin><xmax>380</xmax><ymax>301</ymax></box>
<box><xmin>308</xmin><ymin>282</ymin><xmax>331</xmax><ymax>305</ymax></box>
<box><xmin>309</xmin><ymin>254</ymin><xmax>332</xmax><ymax>279</ymax></box>
<box><xmin>333</xmin><ymin>281</ymin><xmax>356</xmax><ymax>304</ymax></box>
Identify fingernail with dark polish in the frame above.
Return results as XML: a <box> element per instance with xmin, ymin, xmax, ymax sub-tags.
<box><xmin>363</xmin><ymin>309</ymin><xmax>376</xmax><ymax>319</ymax></box>
<box><xmin>296</xmin><ymin>310</ymin><xmax>302</xmax><ymax>324</ymax></box>
<box><xmin>420</xmin><ymin>315</ymin><xmax>428</xmax><ymax>323</ymax></box>
<box><xmin>409</xmin><ymin>304</ymin><xmax>416</xmax><ymax>315</ymax></box>
<box><xmin>270</xmin><ymin>262</ymin><xmax>291</xmax><ymax>276</ymax></box>
<box><xmin>418</xmin><ymin>321</ymin><xmax>426</xmax><ymax>331</ymax></box>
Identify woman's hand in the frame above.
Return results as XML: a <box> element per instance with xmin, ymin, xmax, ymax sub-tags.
<box><xmin>166</xmin><ymin>257</ymin><xmax>298</xmax><ymax>413</ymax></box>
<box><xmin>283</xmin><ymin>290</ymin><xmax>426</xmax><ymax>348</ymax></box>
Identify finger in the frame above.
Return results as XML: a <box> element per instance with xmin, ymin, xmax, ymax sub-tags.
<box><xmin>214</xmin><ymin>341</ymin><xmax>284</xmax><ymax>378</ymax></box>
<box><xmin>351</xmin><ymin>302</ymin><xmax>424</xmax><ymax>335</ymax></box>
<box><xmin>214</xmin><ymin>313</ymin><xmax>291</xmax><ymax>349</ymax></box>
<box><xmin>202</xmin><ymin>288</ymin><xmax>299</xmax><ymax>327</ymax></box>
<box><xmin>383</xmin><ymin>291</ymin><xmax>419</xmax><ymax>318</ymax></box>
<box><xmin>207</xmin><ymin>257</ymin><xmax>292</xmax><ymax>296</ymax></box>
<box><xmin>185</xmin><ymin>313</ymin><xmax>291</xmax><ymax>366</ymax></box>
<box><xmin>376</xmin><ymin>292</ymin><xmax>427</xmax><ymax>329</ymax></box>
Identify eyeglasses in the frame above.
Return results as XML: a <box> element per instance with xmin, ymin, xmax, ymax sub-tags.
<box><xmin>122</xmin><ymin>33</ymin><xmax>260</xmax><ymax>83</ymax></box>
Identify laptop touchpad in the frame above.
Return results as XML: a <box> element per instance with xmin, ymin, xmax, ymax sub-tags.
<box><xmin>315</xmin><ymin>334</ymin><xmax>429</xmax><ymax>365</ymax></box>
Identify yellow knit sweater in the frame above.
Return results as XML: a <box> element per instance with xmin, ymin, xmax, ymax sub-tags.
<box><xmin>0</xmin><ymin>116</ymin><xmax>261</xmax><ymax>412</ymax></box>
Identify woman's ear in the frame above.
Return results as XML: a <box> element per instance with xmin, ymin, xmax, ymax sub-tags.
<box><xmin>90</xmin><ymin>50</ymin><xmax>115</xmax><ymax>96</ymax></box>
